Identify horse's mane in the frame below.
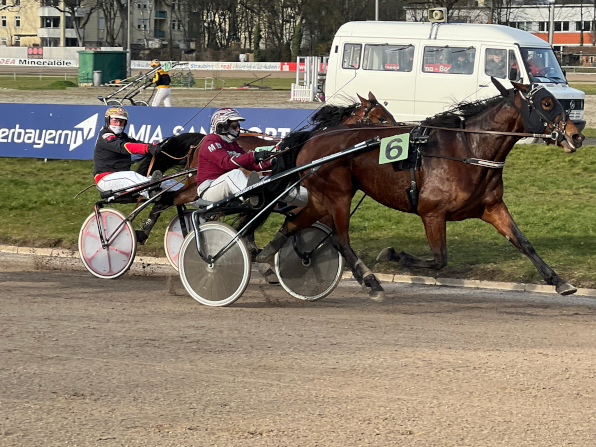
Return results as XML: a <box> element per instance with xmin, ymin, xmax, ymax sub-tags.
<box><xmin>310</xmin><ymin>103</ymin><xmax>359</xmax><ymax>131</ymax></box>
<box><xmin>161</xmin><ymin>132</ymin><xmax>206</xmax><ymax>154</ymax></box>
<box><xmin>422</xmin><ymin>95</ymin><xmax>505</xmax><ymax>128</ymax></box>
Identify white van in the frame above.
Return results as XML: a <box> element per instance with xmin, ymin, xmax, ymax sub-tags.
<box><xmin>325</xmin><ymin>21</ymin><xmax>585</xmax><ymax>130</ymax></box>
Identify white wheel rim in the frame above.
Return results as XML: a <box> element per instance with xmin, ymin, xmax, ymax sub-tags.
<box><xmin>164</xmin><ymin>211</ymin><xmax>193</xmax><ymax>271</ymax></box>
<box><xmin>179</xmin><ymin>222</ymin><xmax>251</xmax><ymax>306</ymax></box>
<box><xmin>78</xmin><ymin>209</ymin><xmax>136</xmax><ymax>279</ymax></box>
<box><xmin>275</xmin><ymin>223</ymin><xmax>344</xmax><ymax>301</ymax></box>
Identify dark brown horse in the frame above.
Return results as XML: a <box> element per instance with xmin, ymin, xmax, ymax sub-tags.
<box><xmin>134</xmin><ymin>92</ymin><xmax>395</xmax><ymax>242</ymax></box>
<box><xmin>256</xmin><ymin>80</ymin><xmax>584</xmax><ymax>301</ymax></box>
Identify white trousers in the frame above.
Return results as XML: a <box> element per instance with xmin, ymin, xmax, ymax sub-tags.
<box><xmin>152</xmin><ymin>88</ymin><xmax>172</xmax><ymax>107</ymax></box>
<box><xmin>98</xmin><ymin>171</ymin><xmax>182</xmax><ymax>198</ymax></box>
<box><xmin>199</xmin><ymin>169</ymin><xmax>249</xmax><ymax>202</ymax></box>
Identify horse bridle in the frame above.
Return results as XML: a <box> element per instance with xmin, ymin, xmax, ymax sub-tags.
<box><xmin>507</xmin><ymin>84</ymin><xmax>567</xmax><ymax>143</ymax></box>
<box><xmin>353</xmin><ymin>98</ymin><xmax>388</xmax><ymax>124</ymax></box>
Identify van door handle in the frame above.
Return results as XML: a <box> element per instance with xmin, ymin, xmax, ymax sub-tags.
<box><xmin>479</xmin><ymin>84</ymin><xmax>489</xmax><ymax>87</ymax></box>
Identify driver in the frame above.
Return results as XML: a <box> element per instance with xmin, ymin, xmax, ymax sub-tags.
<box><xmin>196</xmin><ymin>107</ymin><xmax>274</xmax><ymax>202</ymax></box>
<box><xmin>94</xmin><ymin>106</ymin><xmax>182</xmax><ymax>196</ymax></box>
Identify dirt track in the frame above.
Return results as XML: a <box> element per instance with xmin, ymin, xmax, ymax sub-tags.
<box><xmin>2</xmin><ymin>255</ymin><xmax>596</xmax><ymax>446</ymax></box>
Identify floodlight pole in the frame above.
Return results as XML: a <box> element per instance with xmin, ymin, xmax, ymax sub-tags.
<box><xmin>548</xmin><ymin>0</ymin><xmax>555</xmax><ymax>46</ymax></box>
<box><xmin>127</xmin><ymin>0</ymin><xmax>131</xmax><ymax>77</ymax></box>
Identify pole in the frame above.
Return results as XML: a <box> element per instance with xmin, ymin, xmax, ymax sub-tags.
<box><xmin>127</xmin><ymin>0</ymin><xmax>131</xmax><ymax>77</ymax></box>
<box><xmin>548</xmin><ymin>0</ymin><xmax>555</xmax><ymax>46</ymax></box>
<box><xmin>375</xmin><ymin>0</ymin><xmax>379</xmax><ymax>21</ymax></box>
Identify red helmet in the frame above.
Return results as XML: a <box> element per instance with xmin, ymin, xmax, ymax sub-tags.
<box><xmin>210</xmin><ymin>107</ymin><xmax>245</xmax><ymax>134</ymax></box>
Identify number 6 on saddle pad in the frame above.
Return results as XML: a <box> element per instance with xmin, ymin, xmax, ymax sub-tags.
<box><xmin>379</xmin><ymin>133</ymin><xmax>410</xmax><ymax>164</ymax></box>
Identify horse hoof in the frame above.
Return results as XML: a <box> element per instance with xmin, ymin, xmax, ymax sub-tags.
<box><xmin>369</xmin><ymin>289</ymin><xmax>386</xmax><ymax>302</ymax></box>
<box><xmin>258</xmin><ymin>263</ymin><xmax>279</xmax><ymax>285</ymax></box>
<box><xmin>376</xmin><ymin>247</ymin><xmax>395</xmax><ymax>262</ymax></box>
<box><xmin>556</xmin><ymin>282</ymin><xmax>577</xmax><ymax>296</ymax></box>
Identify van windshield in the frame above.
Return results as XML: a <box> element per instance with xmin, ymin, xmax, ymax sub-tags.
<box><xmin>520</xmin><ymin>47</ymin><xmax>566</xmax><ymax>83</ymax></box>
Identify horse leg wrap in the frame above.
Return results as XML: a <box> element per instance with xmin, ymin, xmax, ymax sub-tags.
<box><xmin>352</xmin><ymin>259</ymin><xmax>373</xmax><ymax>286</ymax></box>
<box><xmin>255</xmin><ymin>232</ymin><xmax>288</xmax><ymax>264</ymax></box>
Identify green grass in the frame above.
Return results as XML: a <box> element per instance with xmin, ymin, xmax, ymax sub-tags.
<box><xmin>210</xmin><ymin>77</ymin><xmax>293</xmax><ymax>90</ymax></box>
<box><xmin>0</xmin><ymin>76</ymin><xmax>79</xmax><ymax>90</ymax></box>
<box><xmin>1</xmin><ymin>138</ymin><xmax>596</xmax><ymax>287</ymax></box>
<box><xmin>569</xmin><ymin>83</ymin><xmax>596</xmax><ymax>95</ymax></box>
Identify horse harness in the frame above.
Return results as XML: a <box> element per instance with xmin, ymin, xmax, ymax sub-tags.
<box><xmin>404</xmin><ymin>85</ymin><xmax>569</xmax><ymax>214</ymax></box>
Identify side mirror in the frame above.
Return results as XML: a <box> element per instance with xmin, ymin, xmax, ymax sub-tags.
<box><xmin>563</xmin><ymin>68</ymin><xmax>567</xmax><ymax>79</ymax></box>
<box><xmin>509</xmin><ymin>67</ymin><xmax>518</xmax><ymax>80</ymax></box>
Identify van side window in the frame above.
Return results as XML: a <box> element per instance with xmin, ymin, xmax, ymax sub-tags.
<box><xmin>423</xmin><ymin>46</ymin><xmax>476</xmax><ymax>75</ymax></box>
<box><xmin>362</xmin><ymin>44</ymin><xmax>415</xmax><ymax>72</ymax></box>
<box><xmin>508</xmin><ymin>50</ymin><xmax>521</xmax><ymax>81</ymax></box>
<box><xmin>342</xmin><ymin>44</ymin><xmax>362</xmax><ymax>69</ymax></box>
<box><xmin>485</xmin><ymin>48</ymin><xmax>507</xmax><ymax>78</ymax></box>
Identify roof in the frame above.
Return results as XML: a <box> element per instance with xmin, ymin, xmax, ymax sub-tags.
<box><xmin>335</xmin><ymin>21</ymin><xmax>552</xmax><ymax>47</ymax></box>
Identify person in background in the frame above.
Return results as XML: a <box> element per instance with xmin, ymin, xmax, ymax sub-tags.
<box><xmin>485</xmin><ymin>49</ymin><xmax>508</xmax><ymax>78</ymax></box>
<box><xmin>148</xmin><ymin>59</ymin><xmax>172</xmax><ymax>107</ymax></box>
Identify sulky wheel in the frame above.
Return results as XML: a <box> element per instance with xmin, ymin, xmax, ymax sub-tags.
<box><xmin>274</xmin><ymin>223</ymin><xmax>344</xmax><ymax>301</ymax></box>
<box><xmin>106</xmin><ymin>99</ymin><xmax>122</xmax><ymax>106</ymax></box>
<box><xmin>78</xmin><ymin>208</ymin><xmax>137</xmax><ymax>279</ymax></box>
<box><xmin>164</xmin><ymin>210</ymin><xmax>193</xmax><ymax>271</ymax></box>
<box><xmin>134</xmin><ymin>101</ymin><xmax>149</xmax><ymax>107</ymax></box>
<box><xmin>178</xmin><ymin>222</ymin><xmax>251</xmax><ymax>307</ymax></box>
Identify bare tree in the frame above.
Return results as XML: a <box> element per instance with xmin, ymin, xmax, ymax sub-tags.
<box><xmin>35</xmin><ymin>0</ymin><xmax>102</xmax><ymax>46</ymax></box>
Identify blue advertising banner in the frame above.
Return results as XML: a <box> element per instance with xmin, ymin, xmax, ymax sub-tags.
<box><xmin>0</xmin><ymin>104</ymin><xmax>314</xmax><ymax>160</ymax></box>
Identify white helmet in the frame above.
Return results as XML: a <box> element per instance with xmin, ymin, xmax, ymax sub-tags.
<box><xmin>210</xmin><ymin>107</ymin><xmax>245</xmax><ymax>135</ymax></box>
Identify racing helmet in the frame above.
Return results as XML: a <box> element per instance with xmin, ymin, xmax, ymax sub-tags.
<box><xmin>104</xmin><ymin>106</ymin><xmax>129</xmax><ymax>127</ymax></box>
<box><xmin>210</xmin><ymin>107</ymin><xmax>245</xmax><ymax>134</ymax></box>
<box><xmin>150</xmin><ymin>59</ymin><xmax>160</xmax><ymax>67</ymax></box>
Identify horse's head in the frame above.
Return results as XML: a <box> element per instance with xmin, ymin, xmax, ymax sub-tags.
<box><xmin>493</xmin><ymin>78</ymin><xmax>584</xmax><ymax>153</ymax></box>
<box><xmin>354</xmin><ymin>92</ymin><xmax>396</xmax><ymax>124</ymax></box>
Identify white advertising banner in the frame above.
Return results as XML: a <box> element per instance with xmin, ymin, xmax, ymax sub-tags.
<box><xmin>131</xmin><ymin>61</ymin><xmax>282</xmax><ymax>71</ymax></box>
<box><xmin>0</xmin><ymin>58</ymin><xmax>78</xmax><ymax>67</ymax></box>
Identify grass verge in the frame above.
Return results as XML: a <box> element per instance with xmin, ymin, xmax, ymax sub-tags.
<box><xmin>0</xmin><ymin>76</ymin><xmax>79</xmax><ymax>90</ymax></box>
<box><xmin>1</xmin><ymin>139</ymin><xmax>595</xmax><ymax>287</ymax></box>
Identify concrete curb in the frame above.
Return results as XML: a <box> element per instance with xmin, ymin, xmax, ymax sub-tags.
<box><xmin>2</xmin><ymin>244</ymin><xmax>595</xmax><ymax>297</ymax></box>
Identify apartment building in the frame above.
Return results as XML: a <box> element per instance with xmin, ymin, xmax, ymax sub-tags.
<box><xmin>0</xmin><ymin>0</ymin><xmax>188</xmax><ymax>49</ymax></box>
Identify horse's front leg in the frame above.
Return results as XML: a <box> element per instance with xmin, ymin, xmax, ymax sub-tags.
<box><xmin>376</xmin><ymin>214</ymin><xmax>448</xmax><ymax>270</ymax></box>
<box><xmin>481</xmin><ymin>201</ymin><xmax>576</xmax><ymax>295</ymax></box>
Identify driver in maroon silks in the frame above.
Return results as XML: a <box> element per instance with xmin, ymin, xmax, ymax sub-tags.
<box><xmin>196</xmin><ymin>107</ymin><xmax>274</xmax><ymax>202</ymax></box>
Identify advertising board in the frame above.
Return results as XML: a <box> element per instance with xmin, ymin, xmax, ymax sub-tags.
<box><xmin>0</xmin><ymin>104</ymin><xmax>313</xmax><ymax>160</ymax></box>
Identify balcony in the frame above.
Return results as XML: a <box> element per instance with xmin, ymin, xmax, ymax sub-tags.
<box><xmin>154</xmin><ymin>29</ymin><xmax>165</xmax><ymax>38</ymax></box>
<box><xmin>38</xmin><ymin>6</ymin><xmax>86</xmax><ymax>17</ymax></box>
<box><xmin>37</xmin><ymin>28</ymin><xmax>80</xmax><ymax>39</ymax></box>
<box><xmin>154</xmin><ymin>11</ymin><xmax>167</xmax><ymax>19</ymax></box>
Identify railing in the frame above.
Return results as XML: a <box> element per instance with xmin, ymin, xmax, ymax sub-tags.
<box><xmin>154</xmin><ymin>29</ymin><xmax>165</xmax><ymax>38</ymax></box>
<box><xmin>561</xmin><ymin>65</ymin><xmax>596</xmax><ymax>74</ymax></box>
<box><xmin>0</xmin><ymin>71</ymin><xmax>75</xmax><ymax>80</ymax></box>
<box><xmin>154</xmin><ymin>10</ymin><xmax>167</xmax><ymax>18</ymax></box>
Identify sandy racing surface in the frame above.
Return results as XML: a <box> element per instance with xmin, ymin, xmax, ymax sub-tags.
<box><xmin>2</xmin><ymin>257</ymin><xmax>596</xmax><ymax>446</ymax></box>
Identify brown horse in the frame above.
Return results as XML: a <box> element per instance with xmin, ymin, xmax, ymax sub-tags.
<box><xmin>256</xmin><ymin>80</ymin><xmax>584</xmax><ymax>301</ymax></box>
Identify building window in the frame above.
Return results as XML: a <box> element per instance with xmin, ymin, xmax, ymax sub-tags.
<box><xmin>42</xmin><ymin>17</ymin><xmax>60</xmax><ymax>28</ymax></box>
<box><xmin>14</xmin><ymin>15</ymin><xmax>20</xmax><ymax>27</ymax></box>
<box><xmin>554</xmin><ymin>21</ymin><xmax>570</xmax><ymax>32</ymax></box>
<box><xmin>1</xmin><ymin>36</ymin><xmax>6</xmax><ymax>45</ymax></box>
<box><xmin>0</xmin><ymin>0</ymin><xmax>5</xmax><ymax>6</ymax></box>
<box><xmin>13</xmin><ymin>36</ymin><xmax>19</xmax><ymax>46</ymax></box>
<box><xmin>98</xmin><ymin>16</ymin><xmax>104</xmax><ymax>30</ymax></box>
<box><xmin>539</xmin><ymin>22</ymin><xmax>549</xmax><ymax>32</ymax></box>
<box><xmin>137</xmin><ymin>18</ymin><xmax>148</xmax><ymax>30</ymax></box>
<box><xmin>171</xmin><ymin>19</ymin><xmax>181</xmax><ymax>30</ymax></box>
<box><xmin>15</xmin><ymin>0</ymin><xmax>20</xmax><ymax>5</ymax></box>
<box><xmin>576</xmin><ymin>21</ymin><xmax>591</xmax><ymax>32</ymax></box>
<box><xmin>138</xmin><ymin>0</ymin><xmax>148</xmax><ymax>8</ymax></box>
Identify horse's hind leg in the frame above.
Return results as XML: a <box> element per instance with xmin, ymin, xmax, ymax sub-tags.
<box><xmin>136</xmin><ymin>202</ymin><xmax>168</xmax><ymax>245</ymax></box>
<box><xmin>481</xmin><ymin>202</ymin><xmax>576</xmax><ymax>295</ymax></box>
<box><xmin>377</xmin><ymin>214</ymin><xmax>448</xmax><ymax>270</ymax></box>
<box><xmin>325</xmin><ymin>193</ymin><xmax>385</xmax><ymax>302</ymax></box>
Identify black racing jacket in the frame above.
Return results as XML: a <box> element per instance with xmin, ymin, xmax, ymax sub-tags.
<box><xmin>153</xmin><ymin>69</ymin><xmax>171</xmax><ymax>88</ymax></box>
<box><xmin>93</xmin><ymin>127</ymin><xmax>150</xmax><ymax>181</ymax></box>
